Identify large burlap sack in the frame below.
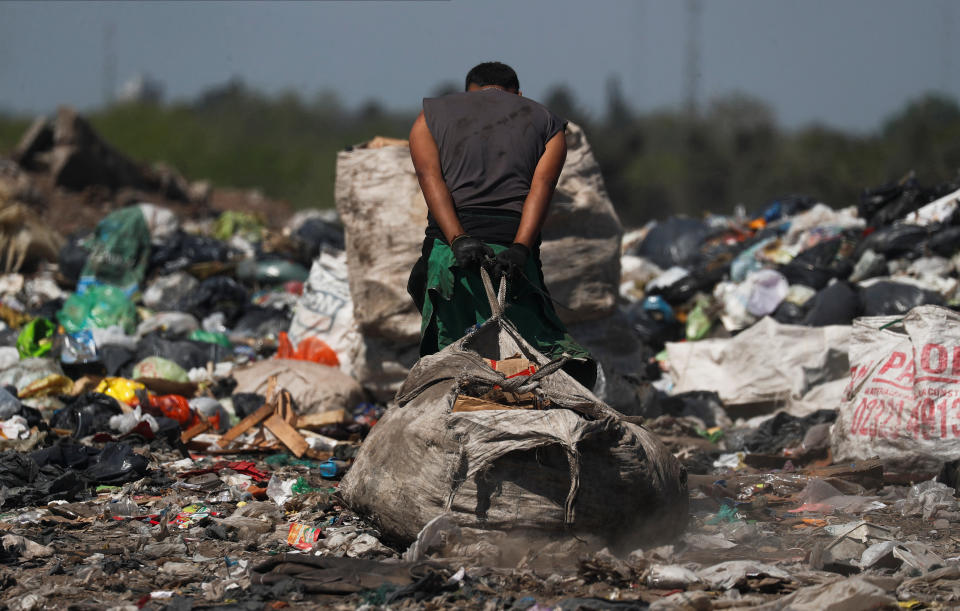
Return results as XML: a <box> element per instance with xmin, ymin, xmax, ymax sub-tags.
<box><xmin>334</xmin><ymin>123</ymin><xmax>622</xmax><ymax>395</ymax></box>
<box><xmin>232</xmin><ymin>359</ymin><xmax>364</xmax><ymax>415</ymax></box>
<box><xmin>340</xmin><ymin>271</ymin><xmax>688</xmax><ymax>547</ymax></box>
<box><xmin>832</xmin><ymin>305</ymin><xmax>960</xmax><ymax>471</ymax></box>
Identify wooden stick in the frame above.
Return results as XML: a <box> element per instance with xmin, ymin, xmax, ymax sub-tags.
<box><xmin>220</xmin><ymin>403</ymin><xmax>273</xmax><ymax>444</ymax></box>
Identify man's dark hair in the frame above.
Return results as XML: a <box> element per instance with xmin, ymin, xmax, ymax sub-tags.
<box><xmin>465</xmin><ymin>62</ymin><xmax>520</xmax><ymax>92</ymax></box>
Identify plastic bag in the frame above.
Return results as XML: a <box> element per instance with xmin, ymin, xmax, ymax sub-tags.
<box><xmin>188</xmin><ymin>329</ymin><xmax>232</xmax><ymax>348</ymax></box>
<box><xmin>685</xmin><ymin>296</ymin><xmax>714</xmax><ymax>341</ymax></box>
<box><xmin>132</xmin><ymin>356</ymin><xmax>188</xmax><ymax>382</ymax></box>
<box><xmin>78</xmin><ymin>207</ymin><xmax>151</xmax><ymax>296</ymax></box>
<box><xmin>57</xmin><ymin>284</ymin><xmax>137</xmax><ymax>334</ymax></box>
<box><xmin>632</xmin><ymin>217</ymin><xmax>710</xmax><ymax>269</ymax></box>
<box><xmin>94</xmin><ymin>377</ymin><xmax>145</xmax><ymax>406</ymax></box>
<box><xmin>148</xmin><ymin>394</ymin><xmax>196</xmax><ymax>428</ymax></box>
<box><xmin>801</xmin><ymin>281</ymin><xmax>859</xmax><ymax>327</ymax></box>
<box><xmin>136</xmin><ymin>312</ymin><xmax>199</xmax><ymax>338</ymax></box>
<box><xmin>276</xmin><ymin>332</ymin><xmax>339</xmax><ymax>367</ymax></box>
<box><xmin>174</xmin><ymin>276</ymin><xmax>248</xmax><ymax>325</ymax></box>
<box><xmin>16</xmin><ymin>318</ymin><xmax>57</xmax><ymax>359</ymax></box>
<box><xmin>148</xmin><ymin>230</ymin><xmax>231</xmax><ymax>276</ymax></box>
<box><xmin>135</xmin><ymin>334</ymin><xmax>231</xmax><ymax>371</ymax></box>
<box><xmin>142</xmin><ymin>272</ymin><xmax>198</xmax><ymax>310</ymax></box>
<box><xmin>49</xmin><ymin>392</ymin><xmax>123</xmax><ymax>438</ymax></box>
<box><xmin>213</xmin><ymin>211</ymin><xmax>264</xmax><ymax>243</ymax></box>
<box><xmin>858</xmin><ymin>281</ymin><xmax>945</xmax><ymax>317</ymax></box>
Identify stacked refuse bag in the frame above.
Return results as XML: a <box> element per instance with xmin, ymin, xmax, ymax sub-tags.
<box><xmin>619</xmin><ymin>173</ymin><xmax>960</xmax><ymax>475</ymax></box>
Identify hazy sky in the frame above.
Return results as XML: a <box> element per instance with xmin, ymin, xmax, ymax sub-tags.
<box><xmin>0</xmin><ymin>0</ymin><xmax>956</xmax><ymax>132</ymax></box>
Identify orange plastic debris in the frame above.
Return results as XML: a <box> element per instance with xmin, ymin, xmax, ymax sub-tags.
<box><xmin>276</xmin><ymin>332</ymin><xmax>339</xmax><ymax>366</ymax></box>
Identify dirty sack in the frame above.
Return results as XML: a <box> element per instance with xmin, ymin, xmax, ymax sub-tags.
<box><xmin>340</xmin><ymin>271</ymin><xmax>688</xmax><ymax>547</ymax></box>
<box><xmin>666</xmin><ymin>316</ymin><xmax>851</xmax><ymax>410</ymax></box>
<box><xmin>833</xmin><ymin>305</ymin><xmax>960</xmax><ymax>471</ymax></box>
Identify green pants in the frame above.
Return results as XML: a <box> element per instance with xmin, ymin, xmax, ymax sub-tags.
<box><xmin>408</xmin><ymin>238</ymin><xmax>596</xmax><ymax>388</ymax></box>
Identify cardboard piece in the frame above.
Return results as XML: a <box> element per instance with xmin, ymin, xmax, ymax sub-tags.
<box><xmin>488</xmin><ymin>355</ymin><xmax>537</xmax><ymax>378</ymax></box>
<box><xmin>452</xmin><ymin>395</ymin><xmax>532</xmax><ymax>413</ymax></box>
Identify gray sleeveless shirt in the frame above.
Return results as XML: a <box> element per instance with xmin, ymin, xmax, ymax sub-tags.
<box><xmin>423</xmin><ymin>88</ymin><xmax>567</xmax><ymax>214</ymax></box>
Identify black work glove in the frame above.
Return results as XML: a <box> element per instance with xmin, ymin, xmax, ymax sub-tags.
<box><xmin>451</xmin><ymin>235</ymin><xmax>494</xmax><ymax>269</ymax></box>
<box><xmin>492</xmin><ymin>243</ymin><xmax>530</xmax><ymax>281</ymax></box>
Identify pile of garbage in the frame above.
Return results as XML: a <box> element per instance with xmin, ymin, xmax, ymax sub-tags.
<box><xmin>1</xmin><ymin>107</ymin><xmax>960</xmax><ymax>609</ymax></box>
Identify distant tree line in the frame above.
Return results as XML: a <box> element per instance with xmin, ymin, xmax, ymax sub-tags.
<box><xmin>1</xmin><ymin>79</ymin><xmax>958</xmax><ymax>227</ymax></box>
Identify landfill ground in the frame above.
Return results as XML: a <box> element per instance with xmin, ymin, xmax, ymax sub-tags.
<box><xmin>4</xmin><ymin>108</ymin><xmax>960</xmax><ymax>610</ymax></box>
<box><xmin>2</xmin><ymin>442</ymin><xmax>960</xmax><ymax>610</ymax></box>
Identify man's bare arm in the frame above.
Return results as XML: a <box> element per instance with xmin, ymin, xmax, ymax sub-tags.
<box><xmin>409</xmin><ymin>111</ymin><xmax>464</xmax><ymax>244</ymax></box>
<box><xmin>513</xmin><ymin>130</ymin><xmax>567</xmax><ymax>248</ymax></box>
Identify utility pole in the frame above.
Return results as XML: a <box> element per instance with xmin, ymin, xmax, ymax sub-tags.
<box><xmin>683</xmin><ymin>0</ymin><xmax>702</xmax><ymax>117</ymax></box>
<box><xmin>942</xmin><ymin>0</ymin><xmax>955</xmax><ymax>98</ymax></box>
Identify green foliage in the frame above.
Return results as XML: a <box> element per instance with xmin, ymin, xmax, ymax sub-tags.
<box><xmin>1</xmin><ymin>83</ymin><xmax>958</xmax><ymax>224</ymax></box>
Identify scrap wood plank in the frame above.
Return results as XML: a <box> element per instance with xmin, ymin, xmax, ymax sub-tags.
<box><xmin>220</xmin><ymin>403</ymin><xmax>274</xmax><ymax>444</ymax></box>
<box><xmin>297</xmin><ymin>409</ymin><xmax>348</xmax><ymax>429</ymax></box>
<box><xmin>181</xmin><ymin>420</ymin><xmax>212</xmax><ymax>444</ymax></box>
<box><xmin>263</xmin><ymin>413</ymin><xmax>308</xmax><ymax>457</ymax></box>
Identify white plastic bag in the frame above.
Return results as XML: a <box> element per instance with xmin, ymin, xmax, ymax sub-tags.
<box><xmin>288</xmin><ymin>250</ymin><xmax>363</xmax><ymax>377</ymax></box>
<box><xmin>832</xmin><ymin>305</ymin><xmax>960</xmax><ymax>470</ymax></box>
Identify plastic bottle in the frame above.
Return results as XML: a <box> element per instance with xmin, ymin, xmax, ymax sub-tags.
<box><xmin>318</xmin><ymin>459</ymin><xmax>348</xmax><ymax>479</ymax></box>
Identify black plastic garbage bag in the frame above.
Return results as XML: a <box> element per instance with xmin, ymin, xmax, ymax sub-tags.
<box><xmin>231</xmin><ymin>306</ymin><xmax>291</xmax><ymax>338</ymax></box>
<box><xmin>149</xmin><ymin>230</ymin><xmax>232</xmax><ymax>276</ymax></box>
<box><xmin>0</xmin><ymin>450</ymin><xmax>84</xmax><ymax>507</ymax></box>
<box><xmin>726</xmin><ymin>410</ymin><xmax>837</xmax><ymax>454</ymax></box>
<box><xmin>644</xmin><ymin>273</ymin><xmax>705</xmax><ymax>307</ymax></box>
<box><xmin>49</xmin><ymin>393</ymin><xmax>123</xmax><ymax>438</ymax></box>
<box><xmin>31</xmin><ymin>441</ymin><xmax>149</xmax><ymax>485</ymax></box>
<box><xmin>232</xmin><ymin>393</ymin><xmax>266</xmax><ymax>419</ymax></box>
<box><xmin>772</xmin><ymin>301</ymin><xmax>809</xmax><ymax>325</ymax></box>
<box><xmin>646</xmin><ymin>390</ymin><xmax>727</xmax><ymax>428</ymax></box>
<box><xmin>779</xmin><ymin>237</ymin><xmax>855</xmax><ymax>290</ymax></box>
<box><xmin>31</xmin><ymin>442</ymin><xmax>100</xmax><ymax>471</ymax></box>
<box><xmin>858</xmin><ymin>176</ymin><xmax>937</xmax><ymax>227</ymax></box>
<box><xmin>136</xmin><ymin>333</ymin><xmax>231</xmax><ymax>372</ymax></box>
<box><xmin>633</xmin><ymin>217</ymin><xmax>710</xmax><ymax>269</ymax></box>
<box><xmin>82</xmin><ymin>442</ymin><xmax>150</xmax><ymax>484</ymax></box>
<box><xmin>294</xmin><ymin>217</ymin><xmax>346</xmax><ymax>262</ymax></box>
<box><xmin>58</xmin><ymin>232</ymin><xmax>92</xmax><ymax>287</ymax></box>
<box><xmin>859</xmin><ymin>281</ymin><xmax>945</xmax><ymax>317</ymax></box>
<box><xmin>174</xmin><ymin>276</ymin><xmax>249</xmax><ymax>325</ymax></box>
<box><xmin>623</xmin><ymin>302</ymin><xmax>684</xmax><ymax>351</ymax></box>
<box><xmin>927</xmin><ymin>226</ymin><xmax>960</xmax><ymax>257</ymax></box>
<box><xmin>0</xmin><ymin>451</ymin><xmax>39</xmax><ymax>488</ymax></box>
<box><xmin>99</xmin><ymin>344</ymin><xmax>137</xmax><ymax>376</ymax></box>
<box><xmin>802</xmin><ymin>281</ymin><xmax>860</xmax><ymax>327</ymax></box>
<box><xmin>856</xmin><ymin>224</ymin><xmax>929</xmax><ymax>259</ymax></box>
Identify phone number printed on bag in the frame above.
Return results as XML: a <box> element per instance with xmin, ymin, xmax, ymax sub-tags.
<box><xmin>851</xmin><ymin>343</ymin><xmax>960</xmax><ymax>440</ymax></box>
